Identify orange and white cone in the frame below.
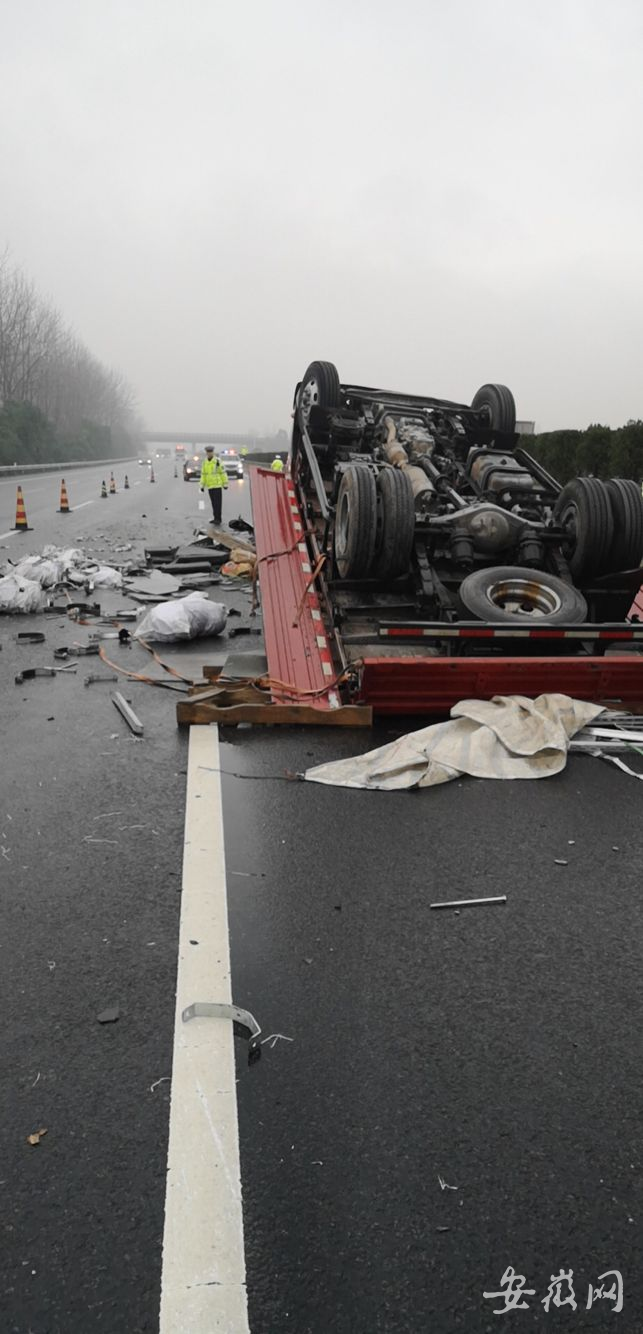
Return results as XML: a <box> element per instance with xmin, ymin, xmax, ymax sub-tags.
<box><xmin>150</xmin><ymin>465</ymin><xmax>156</xmax><ymax>483</ymax></box>
<box><xmin>58</xmin><ymin>478</ymin><xmax>71</xmax><ymax>513</ymax></box>
<box><xmin>109</xmin><ymin>472</ymin><xmax>116</xmax><ymax>495</ymax></box>
<box><xmin>14</xmin><ymin>486</ymin><xmax>31</xmax><ymax>531</ymax></box>
<box><xmin>101</xmin><ymin>479</ymin><xmax>108</xmax><ymax>498</ymax></box>
<box><xmin>124</xmin><ymin>474</ymin><xmax>130</xmax><ymax>489</ymax></box>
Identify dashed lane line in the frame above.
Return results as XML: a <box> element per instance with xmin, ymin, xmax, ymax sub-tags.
<box><xmin>159</xmin><ymin>726</ymin><xmax>250</xmax><ymax>1334</ymax></box>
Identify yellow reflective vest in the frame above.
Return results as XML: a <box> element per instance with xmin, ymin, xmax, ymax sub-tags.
<box><xmin>200</xmin><ymin>457</ymin><xmax>228</xmax><ymax>489</ymax></box>
<box><xmin>271</xmin><ymin>457</ymin><xmax>284</xmax><ymax>473</ymax></box>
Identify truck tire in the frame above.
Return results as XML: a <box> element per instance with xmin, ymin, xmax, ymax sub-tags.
<box><xmin>553</xmin><ymin>477</ymin><xmax>614</xmax><ymax>580</ymax></box>
<box><xmin>471</xmin><ymin>383</ymin><xmax>516</xmax><ymax>434</ymax></box>
<box><xmin>334</xmin><ymin>464</ymin><xmax>377</xmax><ymax>579</ymax></box>
<box><xmin>373</xmin><ymin>467</ymin><xmax>415</xmax><ymax>579</ymax></box>
<box><xmin>299</xmin><ymin>360</ymin><xmax>341</xmax><ymax>421</ymax></box>
<box><xmin>459</xmin><ymin>565</ymin><xmax>588</xmax><ymax>623</ymax></box>
<box><xmin>605</xmin><ymin>479</ymin><xmax>643</xmax><ymax>572</ymax></box>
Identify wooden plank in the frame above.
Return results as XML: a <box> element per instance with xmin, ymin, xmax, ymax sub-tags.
<box><xmin>206</xmin><ymin>526</ymin><xmax>255</xmax><ymax>555</ymax></box>
<box><xmin>112</xmin><ymin>691</ymin><xmax>144</xmax><ymax>736</ymax></box>
<box><xmin>176</xmin><ymin>700</ymin><xmax>372</xmax><ymax>727</ymax></box>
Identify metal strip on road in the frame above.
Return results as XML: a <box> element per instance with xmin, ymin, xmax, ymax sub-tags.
<box><xmin>159</xmin><ymin>726</ymin><xmax>250</xmax><ymax>1334</ymax></box>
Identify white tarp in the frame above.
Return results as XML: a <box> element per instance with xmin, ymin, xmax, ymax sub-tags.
<box><xmin>304</xmin><ymin>694</ymin><xmax>605</xmax><ymax>790</ymax></box>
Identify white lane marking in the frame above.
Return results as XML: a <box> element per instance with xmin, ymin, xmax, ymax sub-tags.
<box><xmin>73</xmin><ymin>500</ymin><xmax>96</xmax><ymax>510</ymax></box>
<box><xmin>160</xmin><ymin>726</ymin><xmax>249</xmax><ymax>1334</ymax></box>
<box><xmin>0</xmin><ymin>529</ymin><xmax>18</xmax><ymax>540</ymax></box>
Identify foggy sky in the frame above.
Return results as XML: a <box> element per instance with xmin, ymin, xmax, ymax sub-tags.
<box><xmin>1</xmin><ymin>0</ymin><xmax>642</xmax><ymax>434</ymax></box>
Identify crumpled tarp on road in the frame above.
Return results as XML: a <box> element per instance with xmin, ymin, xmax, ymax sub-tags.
<box><xmin>304</xmin><ymin>694</ymin><xmax>605</xmax><ymax>790</ymax></box>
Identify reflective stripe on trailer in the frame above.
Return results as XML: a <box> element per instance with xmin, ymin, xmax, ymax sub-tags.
<box><xmin>379</xmin><ymin>623</ymin><xmax>643</xmax><ymax>640</ymax></box>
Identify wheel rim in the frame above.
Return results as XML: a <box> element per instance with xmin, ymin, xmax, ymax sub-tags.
<box><xmin>335</xmin><ymin>488</ymin><xmax>351</xmax><ymax>560</ymax></box>
<box><xmin>483</xmin><ymin>577</ymin><xmax>562</xmax><ymax>618</ymax></box>
<box><xmin>556</xmin><ymin>501</ymin><xmax>578</xmax><ymax>557</ymax></box>
<box><xmin>300</xmin><ymin>375</ymin><xmax>320</xmax><ymax>426</ymax></box>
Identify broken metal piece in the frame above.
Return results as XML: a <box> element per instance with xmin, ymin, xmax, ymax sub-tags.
<box><xmin>430</xmin><ymin>895</ymin><xmax>507</xmax><ymax>909</ymax></box>
<box><xmin>70</xmin><ymin>643</ymin><xmax>100</xmax><ymax>656</ymax></box>
<box><xmin>84</xmin><ymin>673</ymin><xmax>119</xmax><ymax>686</ymax></box>
<box><xmin>182</xmin><ymin>1001</ymin><xmax>262</xmax><ymax>1062</ymax></box>
<box><xmin>112</xmin><ymin>691</ymin><xmax>144</xmax><ymax>736</ymax></box>
<box><xmin>15</xmin><ymin>667</ymin><xmax>56</xmax><ymax>684</ymax></box>
<box><xmin>15</xmin><ymin>632</ymin><xmax>46</xmax><ymax>644</ymax></box>
<box><xmin>66</xmin><ymin>601</ymin><xmax>101</xmax><ymax>617</ymax></box>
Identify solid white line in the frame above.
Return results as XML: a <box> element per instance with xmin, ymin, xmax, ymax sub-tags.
<box><xmin>73</xmin><ymin>500</ymin><xmax>96</xmax><ymax>510</ymax></box>
<box><xmin>159</xmin><ymin>726</ymin><xmax>249</xmax><ymax>1334</ymax></box>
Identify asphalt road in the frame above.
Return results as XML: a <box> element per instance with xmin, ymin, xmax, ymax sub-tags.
<box><xmin>1</xmin><ymin>460</ymin><xmax>643</xmax><ymax>1332</ymax></box>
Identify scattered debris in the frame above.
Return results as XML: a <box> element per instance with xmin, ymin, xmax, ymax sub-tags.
<box><xmin>182</xmin><ymin>1001</ymin><xmax>262</xmax><ymax>1063</ymax></box>
<box><xmin>15</xmin><ymin>663</ymin><xmax>77</xmax><ymax>683</ymax></box>
<box><xmin>15</xmin><ymin>667</ymin><xmax>56</xmax><ymax>684</ymax></box>
<box><xmin>150</xmin><ymin>1076</ymin><xmax>171</xmax><ymax>1093</ymax></box>
<box><xmin>31</xmin><ymin>1072</ymin><xmax>41</xmax><ymax>1088</ymax></box>
<box><xmin>26</xmin><ymin>1128</ymin><xmax>48</xmax><ymax>1147</ymax></box>
<box><xmin>15</xmin><ymin>632</ymin><xmax>45</xmax><ymax>644</ymax></box>
<box><xmin>260</xmin><ymin>1033</ymin><xmax>294</xmax><ymax>1050</ymax></box>
<box><xmin>554</xmin><ymin>859</ymin><xmax>568</xmax><ymax>866</ymax></box>
<box><xmin>430</xmin><ymin>896</ymin><xmax>507</xmax><ymax>910</ymax></box>
<box><xmin>600</xmin><ymin>754</ymin><xmax>643</xmax><ymax>781</ymax></box>
<box><xmin>97</xmin><ymin>1007</ymin><xmax>120</xmax><ymax>1024</ymax></box>
<box><xmin>84</xmin><ymin>673</ymin><xmax>119</xmax><ymax>686</ymax></box>
<box><xmin>112</xmin><ymin>692</ymin><xmax>144</xmax><ymax>737</ymax></box>
<box><xmin>438</xmin><ymin>1175</ymin><xmax>459</xmax><ymax>1191</ymax></box>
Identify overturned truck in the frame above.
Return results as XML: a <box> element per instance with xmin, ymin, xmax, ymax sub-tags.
<box><xmin>249</xmin><ymin>361</ymin><xmax>643</xmax><ymax>716</ymax></box>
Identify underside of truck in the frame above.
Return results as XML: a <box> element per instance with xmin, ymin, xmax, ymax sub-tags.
<box><xmin>249</xmin><ymin>360</ymin><xmax>643</xmax><ymax>717</ymax></box>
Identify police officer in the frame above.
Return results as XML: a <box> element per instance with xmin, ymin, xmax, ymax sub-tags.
<box><xmin>271</xmin><ymin>455</ymin><xmax>284</xmax><ymax>473</ymax></box>
<box><xmin>200</xmin><ymin>445</ymin><xmax>228</xmax><ymax>523</ymax></box>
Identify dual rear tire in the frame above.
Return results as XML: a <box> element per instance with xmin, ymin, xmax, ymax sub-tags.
<box><xmin>553</xmin><ymin>476</ymin><xmax>643</xmax><ymax>579</ymax></box>
<box><xmin>334</xmin><ymin>464</ymin><xmax>415</xmax><ymax>580</ymax></box>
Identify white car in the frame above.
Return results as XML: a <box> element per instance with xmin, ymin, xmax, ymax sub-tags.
<box><xmin>219</xmin><ymin>448</ymin><xmax>244</xmax><ymax>480</ymax></box>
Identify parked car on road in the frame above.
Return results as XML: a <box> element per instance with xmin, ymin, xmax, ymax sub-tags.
<box><xmin>183</xmin><ymin>455</ymin><xmax>201</xmax><ymax>481</ymax></box>
<box><xmin>220</xmin><ymin>448</ymin><xmax>244</xmax><ymax>480</ymax></box>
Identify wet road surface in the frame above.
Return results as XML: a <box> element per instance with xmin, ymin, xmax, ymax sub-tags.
<box><xmin>1</xmin><ymin>459</ymin><xmax>643</xmax><ymax>1332</ymax></box>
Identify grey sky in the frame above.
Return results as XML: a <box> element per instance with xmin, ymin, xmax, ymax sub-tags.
<box><xmin>1</xmin><ymin>0</ymin><xmax>642</xmax><ymax>433</ymax></box>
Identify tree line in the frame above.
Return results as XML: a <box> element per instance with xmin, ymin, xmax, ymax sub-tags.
<box><xmin>0</xmin><ymin>250</ymin><xmax>139</xmax><ymax>465</ymax></box>
<box><xmin>523</xmin><ymin>422</ymin><xmax>643</xmax><ymax>485</ymax></box>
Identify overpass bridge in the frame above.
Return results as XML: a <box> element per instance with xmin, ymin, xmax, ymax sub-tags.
<box><xmin>141</xmin><ymin>430</ymin><xmax>288</xmax><ymax>450</ymax></box>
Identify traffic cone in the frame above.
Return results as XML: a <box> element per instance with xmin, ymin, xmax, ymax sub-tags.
<box><xmin>58</xmin><ymin>478</ymin><xmax>71</xmax><ymax>513</ymax></box>
<box><xmin>124</xmin><ymin>474</ymin><xmax>130</xmax><ymax>489</ymax></box>
<box><xmin>14</xmin><ymin>485</ymin><xmax>31</xmax><ymax>531</ymax></box>
<box><xmin>101</xmin><ymin>479</ymin><xmax>108</xmax><ymax>498</ymax></box>
<box><xmin>109</xmin><ymin>472</ymin><xmax>116</xmax><ymax>495</ymax></box>
<box><xmin>150</xmin><ymin>465</ymin><xmax>156</xmax><ymax>483</ymax></box>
